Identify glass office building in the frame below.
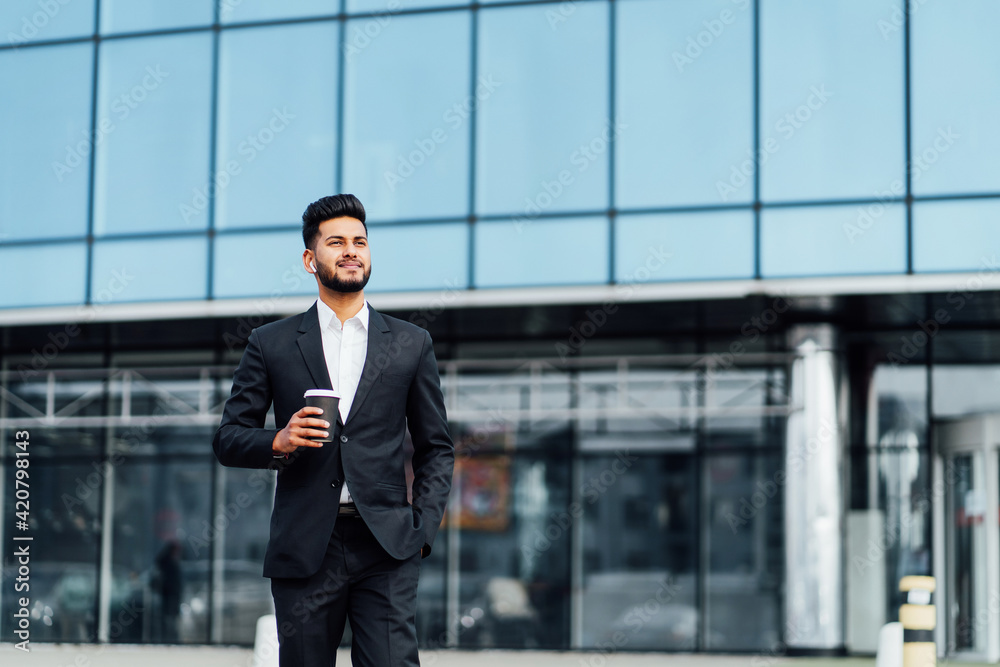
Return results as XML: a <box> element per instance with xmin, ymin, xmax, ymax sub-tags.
<box><xmin>1</xmin><ymin>0</ymin><xmax>1000</xmax><ymax>656</ymax></box>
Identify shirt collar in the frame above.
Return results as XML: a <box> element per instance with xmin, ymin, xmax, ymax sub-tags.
<box><xmin>316</xmin><ymin>298</ymin><xmax>369</xmax><ymax>332</ymax></box>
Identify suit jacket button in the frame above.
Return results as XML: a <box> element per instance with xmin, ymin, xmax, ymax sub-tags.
<box><xmin>331</xmin><ymin>480</ymin><xmax>340</xmax><ymax>488</ymax></box>
<box><xmin>340</xmin><ymin>435</ymin><xmax>348</xmax><ymax>443</ymax></box>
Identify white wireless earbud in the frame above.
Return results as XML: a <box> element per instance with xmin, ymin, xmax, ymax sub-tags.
<box><xmin>310</xmin><ymin>261</ymin><xmax>317</xmax><ymax>272</ymax></box>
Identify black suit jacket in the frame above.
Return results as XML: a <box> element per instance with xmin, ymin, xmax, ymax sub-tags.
<box><xmin>212</xmin><ymin>303</ymin><xmax>454</xmax><ymax>579</ymax></box>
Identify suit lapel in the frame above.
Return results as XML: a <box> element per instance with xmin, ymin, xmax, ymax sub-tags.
<box><xmin>295</xmin><ymin>304</ymin><xmax>336</xmax><ymax>418</ymax></box>
<box><xmin>345</xmin><ymin>307</ymin><xmax>391</xmax><ymax>425</ymax></box>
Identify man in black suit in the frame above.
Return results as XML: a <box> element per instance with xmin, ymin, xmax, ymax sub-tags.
<box><xmin>213</xmin><ymin>194</ymin><xmax>454</xmax><ymax>666</ymax></box>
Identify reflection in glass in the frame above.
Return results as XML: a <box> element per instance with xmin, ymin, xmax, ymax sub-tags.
<box><xmin>0</xmin><ymin>43</ymin><xmax>93</xmax><ymax>242</ymax></box>
<box><xmin>761</xmin><ymin>205</ymin><xmax>906</xmax><ymax>277</ymax></box>
<box><xmin>949</xmin><ymin>455</ymin><xmax>977</xmax><ymax>651</ymax></box>
<box><xmin>111</xmin><ymin>459</ymin><xmax>213</xmax><ymax>643</ymax></box>
<box><xmin>617</xmin><ymin>0</ymin><xmax>753</xmax><ymax>207</ymax></box>
<box><xmin>703</xmin><ymin>454</ymin><xmax>782</xmax><ymax>650</ymax></box>
<box><xmin>216</xmin><ymin>23</ymin><xmax>338</xmax><ymax>229</ymax></box>
<box><xmin>933</xmin><ymin>365</ymin><xmax>1000</xmax><ymax>418</ymax></box>
<box><xmin>342</xmin><ymin>12</ymin><xmax>470</xmax><ymax>221</ymax></box>
<box><xmin>476</xmin><ymin>2</ymin><xmax>609</xmax><ymax>215</ymax></box>
<box><xmin>760</xmin><ymin>0</ymin><xmax>903</xmax><ymax>201</ymax></box>
<box><xmin>217</xmin><ymin>467</ymin><xmax>275</xmax><ymax>644</ymax></box>
<box><xmin>94</xmin><ymin>33</ymin><xmax>213</xmax><ymax>234</ymax></box>
<box><xmin>870</xmin><ymin>365</ymin><xmax>927</xmax><ymax>448</ymax></box>
<box><xmin>581</xmin><ymin>455</ymin><xmax>697</xmax><ymax>650</ymax></box>
<box><xmin>452</xmin><ymin>424</ymin><xmax>572</xmax><ymax>649</ymax></box>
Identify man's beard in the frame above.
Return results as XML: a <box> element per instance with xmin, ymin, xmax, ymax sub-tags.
<box><xmin>316</xmin><ymin>259</ymin><xmax>371</xmax><ymax>293</ymax></box>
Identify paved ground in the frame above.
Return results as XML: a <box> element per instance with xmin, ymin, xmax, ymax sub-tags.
<box><xmin>0</xmin><ymin>645</ymin><xmax>890</xmax><ymax>667</ymax></box>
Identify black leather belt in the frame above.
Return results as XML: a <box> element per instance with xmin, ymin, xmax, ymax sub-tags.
<box><xmin>338</xmin><ymin>503</ymin><xmax>360</xmax><ymax>517</ymax></box>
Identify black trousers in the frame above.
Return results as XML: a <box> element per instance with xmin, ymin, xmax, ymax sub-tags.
<box><xmin>270</xmin><ymin>515</ymin><xmax>422</xmax><ymax>667</ymax></box>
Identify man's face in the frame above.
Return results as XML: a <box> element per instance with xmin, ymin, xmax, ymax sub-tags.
<box><xmin>308</xmin><ymin>217</ymin><xmax>371</xmax><ymax>293</ymax></box>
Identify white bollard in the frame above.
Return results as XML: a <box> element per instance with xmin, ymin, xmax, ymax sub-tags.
<box><xmin>877</xmin><ymin>622</ymin><xmax>904</xmax><ymax>667</ymax></box>
<box><xmin>252</xmin><ymin>614</ymin><xmax>281</xmax><ymax>667</ymax></box>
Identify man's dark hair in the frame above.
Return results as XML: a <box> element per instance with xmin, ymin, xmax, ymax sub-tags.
<box><xmin>302</xmin><ymin>194</ymin><xmax>367</xmax><ymax>248</ymax></box>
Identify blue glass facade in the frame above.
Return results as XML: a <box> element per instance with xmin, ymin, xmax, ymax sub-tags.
<box><xmin>2</xmin><ymin>0</ymin><xmax>999</xmax><ymax>310</ymax></box>
<box><xmin>2</xmin><ymin>0</ymin><xmax>1000</xmax><ymax>658</ymax></box>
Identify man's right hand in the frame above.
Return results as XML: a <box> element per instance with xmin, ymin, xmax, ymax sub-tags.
<box><xmin>272</xmin><ymin>406</ymin><xmax>330</xmax><ymax>455</ymax></box>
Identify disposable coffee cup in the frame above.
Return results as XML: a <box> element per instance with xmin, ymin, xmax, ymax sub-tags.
<box><xmin>304</xmin><ymin>389</ymin><xmax>340</xmax><ymax>443</ymax></box>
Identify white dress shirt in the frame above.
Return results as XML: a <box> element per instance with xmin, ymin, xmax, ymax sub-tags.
<box><xmin>316</xmin><ymin>298</ymin><xmax>369</xmax><ymax>504</ymax></box>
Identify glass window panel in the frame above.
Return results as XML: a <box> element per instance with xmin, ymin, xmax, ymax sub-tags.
<box><xmin>869</xmin><ymin>365</ymin><xmax>927</xmax><ymax>448</ymax></box>
<box><xmin>218</xmin><ymin>467</ymin><xmax>276</xmax><ymax>644</ymax></box>
<box><xmin>366</xmin><ymin>223</ymin><xmax>469</xmax><ymax>293</ymax></box>
<box><xmin>476</xmin><ymin>3</ymin><xmax>609</xmax><ymax>215</ymax></box>
<box><xmin>348</xmin><ymin>0</ymin><xmax>466</xmax><ymax>12</ymax></box>
<box><xmin>0</xmin><ymin>242</ymin><xmax>87</xmax><ymax>308</ymax></box>
<box><xmin>0</xmin><ymin>43</ymin><xmax>92</xmax><ymax>241</ymax></box>
<box><xmin>581</xmin><ymin>455</ymin><xmax>697</xmax><ymax>650</ymax></box>
<box><xmin>474</xmin><ymin>217</ymin><xmax>608</xmax><ymax>288</ymax></box>
<box><xmin>216</xmin><ymin>23</ymin><xmax>338</xmax><ymax>229</ymax></box>
<box><xmin>911</xmin><ymin>1</ymin><xmax>1000</xmax><ymax>195</ymax></box>
<box><xmin>848</xmin><ymin>449</ymin><xmax>933</xmax><ymax>628</ymax></box>
<box><xmin>615</xmin><ymin>212</ymin><xmax>754</xmax><ymax>282</ymax></box>
<box><xmin>617</xmin><ymin>0</ymin><xmax>753</xmax><ymax>208</ymax></box>
<box><xmin>913</xmin><ymin>200</ymin><xmax>1000</xmax><ymax>273</ymax></box>
<box><xmin>932</xmin><ymin>365</ymin><xmax>1000</xmax><ymax>419</ymax></box>
<box><xmin>761</xmin><ymin>204</ymin><xmax>907</xmax><ymax>277</ymax></box>
<box><xmin>760</xmin><ymin>0</ymin><xmax>904</xmax><ymax>201</ymax></box>
<box><xmin>100</xmin><ymin>1</ymin><xmax>214</xmax><ymax>34</ymax></box>
<box><xmin>1</xmin><ymin>457</ymin><xmax>102</xmax><ymax>642</ymax></box>
<box><xmin>110</xmin><ymin>458</ymin><xmax>213</xmax><ymax>643</ymax></box>
<box><xmin>704</xmin><ymin>453</ymin><xmax>783</xmax><ymax>650</ymax></box>
<box><xmin>453</xmin><ymin>441</ymin><xmax>572</xmax><ymax>649</ymax></box>
<box><xmin>0</xmin><ymin>0</ymin><xmax>95</xmax><ymax>45</ymax></box>
<box><xmin>342</xmin><ymin>12</ymin><xmax>470</xmax><ymax>221</ymax></box>
<box><xmin>219</xmin><ymin>0</ymin><xmax>337</xmax><ymax>24</ymax></box>
<box><xmin>91</xmin><ymin>236</ymin><xmax>208</xmax><ymax>303</ymax></box>
<box><xmin>214</xmin><ymin>230</ymin><xmax>315</xmax><ymax>299</ymax></box>
<box><xmin>94</xmin><ymin>33</ymin><xmax>213</xmax><ymax>235</ymax></box>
